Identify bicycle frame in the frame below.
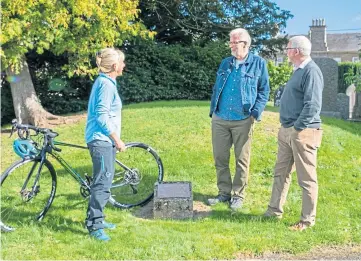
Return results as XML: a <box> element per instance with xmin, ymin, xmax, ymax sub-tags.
<box><xmin>22</xmin><ymin>140</ymin><xmax>91</xmax><ymax>198</ymax></box>
<box><xmin>51</xmin><ymin>141</ymin><xmax>89</xmax><ymax>185</ymax></box>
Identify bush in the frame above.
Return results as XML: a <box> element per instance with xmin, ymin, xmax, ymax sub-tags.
<box><xmin>119</xmin><ymin>40</ymin><xmax>228</xmax><ymax>103</ymax></box>
<box><xmin>3</xmin><ymin>41</ymin><xmax>293</xmax><ymax>124</ymax></box>
<box><xmin>338</xmin><ymin>62</ymin><xmax>361</xmax><ymax>93</ymax></box>
<box><xmin>267</xmin><ymin>60</ymin><xmax>293</xmax><ymax>99</ymax></box>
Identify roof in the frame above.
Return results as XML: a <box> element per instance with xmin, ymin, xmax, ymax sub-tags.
<box><xmin>326</xmin><ymin>33</ymin><xmax>361</xmax><ymax>52</ymax></box>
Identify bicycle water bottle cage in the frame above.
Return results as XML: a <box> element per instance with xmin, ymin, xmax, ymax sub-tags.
<box><xmin>13</xmin><ymin>139</ymin><xmax>39</xmax><ymax>159</ymax></box>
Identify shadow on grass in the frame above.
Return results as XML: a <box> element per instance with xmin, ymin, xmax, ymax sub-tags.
<box><xmin>37</xmin><ymin>214</ymin><xmax>86</xmax><ymax>234</ymax></box>
<box><xmin>1</xmin><ymin>209</ymin><xmax>86</xmax><ymax>235</ymax></box>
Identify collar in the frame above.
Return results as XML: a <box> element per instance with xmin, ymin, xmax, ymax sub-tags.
<box><xmin>295</xmin><ymin>57</ymin><xmax>312</xmax><ymax>71</ymax></box>
<box><xmin>231</xmin><ymin>52</ymin><xmax>253</xmax><ymax>69</ymax></box>
<box><xmin>99</xmin><ymin>73</ymin><xmax>116</xmax><ymax>86</ymax></box>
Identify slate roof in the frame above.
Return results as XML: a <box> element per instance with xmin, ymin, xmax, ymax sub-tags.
<box><xmin>325</xmin><ymin>33</ymin><xmax>361</xmax><ymax>52</ymax></box>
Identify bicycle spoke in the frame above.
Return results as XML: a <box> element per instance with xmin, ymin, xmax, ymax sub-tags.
<box><xmin>109</xmin><ymin>143</ymin><xmax>163</xmax><ymax>208</ymax></box>
<box><xmin>1</xmin><ymin>159</ymin><xmax>57</xmax><ymax>229</ymax></box>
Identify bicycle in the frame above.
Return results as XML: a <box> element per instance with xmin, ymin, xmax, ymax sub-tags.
<box><xmin>1</xmin><ymin>119</ymin><xmax>164</xmax><ymax>232</ymax></box>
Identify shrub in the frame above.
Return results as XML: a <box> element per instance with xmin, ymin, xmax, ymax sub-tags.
<box><xmin>267</xmin><ymin>60</ymin><xmax>293</xmax><ymax>99</ymax></box>
<box><xmin>339</xmin><ymin>62</ymin><xmax>361</xmax><ymax>93</ymax></box>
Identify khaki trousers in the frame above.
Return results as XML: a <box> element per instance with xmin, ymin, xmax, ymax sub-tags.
<box><xmin>267</xmin><ymin>126</ymin><xmax>323</xmax><ymax>224</ymax></box>
<box><xmin>211</xmin><ymin>115</ymin><xmax>254</xmax><ymax>199</ymax></box>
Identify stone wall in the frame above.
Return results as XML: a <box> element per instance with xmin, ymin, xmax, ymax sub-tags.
<box><xmin>311</xmin><ymin>52</ymin><xmax>360</xmax><ymax>62</ymax></box>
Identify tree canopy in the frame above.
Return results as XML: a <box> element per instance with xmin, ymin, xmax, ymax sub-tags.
<box><xmin>138</xmin><ymin>0</ymin><xmax>293</xmax><ymax>57</ymax></box>
<box><xmin>1</xmin><ymin>0</ymin><xmax>153</xmax><ymax>76</ymax></box>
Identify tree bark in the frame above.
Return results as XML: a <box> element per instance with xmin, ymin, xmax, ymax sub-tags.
<box><xmin>6</xmin><ymin>59</ymin><xmax>75</xmax><ymax>127</ymax></box>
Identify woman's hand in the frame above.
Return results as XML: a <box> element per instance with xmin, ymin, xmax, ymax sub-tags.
<box><xmin>115</xmin><ymin>139</ymin><xmax>126</xmax><ymax>152</ymax></box>
<box><xmin>109</xmin><ymin>133</ymin><xmax>126</xmax><ymax>152</ymax></box>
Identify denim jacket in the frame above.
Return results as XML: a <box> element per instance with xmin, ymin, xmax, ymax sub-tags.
<box><xmin>209</xmin><ymin>53</ymin><xmax>270</xmax><ymax>121</ymax></box>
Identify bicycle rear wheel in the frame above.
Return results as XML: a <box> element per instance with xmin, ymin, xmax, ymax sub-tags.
<box><xmin>0</xmin><ymin>158</ymin><xmax>57</xmax><ymax>232</ymax></box>
<box><xmin>109</xmin><ymin>143</ymin><xmax>164</xmax><ymax>208</ymax></box>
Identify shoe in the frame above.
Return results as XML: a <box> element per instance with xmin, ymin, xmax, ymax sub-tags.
<box><xmin>263</xmin><ymin>211</ymin><xmax>283</xmax><ymax>219</ymax></box>
<box><xmin>289</xmin><ymin>221</ymin><xmax>314</xmax><ymax>231</ymax></box>
<box><xmin>207</xmin><ymin>194</ymin><xmax>231</xmax><ymax>206</ymax></box>
<box><xmin>90</xmin><ymin>229</ymin><xmax>110</xmax><ymax>241</ymax></box>
<box><xmin>229</xmin><ymin>197</ymin><xmax>243</xmax><ymax>210</ymax></box>
<box><xmin>103</xmin><ymin>221</ymin><xmax>116</xmax><ymax>230</ymax></box>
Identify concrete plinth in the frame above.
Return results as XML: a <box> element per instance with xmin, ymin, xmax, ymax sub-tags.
<box><xmin>153</xmin><ymin>182</ymin><xmax>193</xmax><ymax>219</ymax></box>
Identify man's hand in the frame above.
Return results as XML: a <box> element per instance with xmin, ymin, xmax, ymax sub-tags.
<box><xmin>250</xmin><ymin>116</ymin><xmax>255</xmax><ymax>124</ymax></box>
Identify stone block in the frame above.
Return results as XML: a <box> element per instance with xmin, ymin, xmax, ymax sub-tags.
<box><xmin>153</xmin><ymin>181</ymin><xmax>193</xmax><ymax>219</ymax></box>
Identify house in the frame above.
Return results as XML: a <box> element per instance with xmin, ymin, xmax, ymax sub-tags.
<box><xmin>275</xmin><ymin>19</ymin><xmax>361</xmax><ymax>65</ymax></box>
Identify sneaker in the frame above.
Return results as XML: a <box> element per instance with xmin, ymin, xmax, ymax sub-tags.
<box><xmin>207</xmin><ymin>194</ymin><xmax>231</xmax><ymax>206</ymax></box>
<box><xmin>103</xmin><ymin>221</ymin><xmax>116</xmax><ymax>230</ymax></box>
<box><xmin>89</xmin><ymin>229</ymin><xmax>110</xmax><ymax>241</ymax></box>
<box><xmin>229</xmin><ymin>197</ymin><xmax>243</xmax><ymax>210</ymax></box>
<box><xmin>263</xmin><ymin>211</ymin><xmax>283</xmax><ymax>219</ymax></box>
<box><xmin>289</xmin><ymin>221</ymin><xmax>314</xmax><ymax>231</ymax></box>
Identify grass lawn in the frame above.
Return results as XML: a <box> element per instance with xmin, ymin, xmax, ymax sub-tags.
<box><xmin>1</xmin><ymin>100</ymin><xmax>361</xmax><ymax>260</ymax></box>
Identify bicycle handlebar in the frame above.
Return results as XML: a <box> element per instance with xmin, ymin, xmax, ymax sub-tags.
<box><xmin>10</xmin><ymin>119</ymin><xmax>61</xmax><ymax>152</ymax></box>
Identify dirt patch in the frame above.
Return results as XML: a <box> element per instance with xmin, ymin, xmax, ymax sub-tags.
<box><xmin>1</xmin><ymin>113</ymin><xmax>87</xmax><ymax>133</ymax></box>
<box><xmin>133</xmin><ymin>200</ymin><xmax>212</xmax><ymax>220</ymax></box>
<box><xmin>235</xmin><ymin>245</ymin><xmax>361</xmax><ymax>260</ymax></box>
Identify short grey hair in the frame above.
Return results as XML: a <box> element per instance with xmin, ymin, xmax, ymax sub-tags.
<box><xmin>289</xmin><ymin>36</ymin><xmax>312</xmax><ymax>56</ymax></box>
<box><xmin>230</xmin><ymin>28</ymin><xmax>252</xmax><ymax>47</ymax></box>
<box><xmin>96</xmin><ymin>48</ymin><xmax>124</xmax><ymax>73</ymax></box>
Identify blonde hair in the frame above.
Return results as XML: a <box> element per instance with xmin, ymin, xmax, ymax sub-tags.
<box><xmin>96</xmin><ymin>48</ymin><xmax>125</xmax><ymax>73</ymax></box>
<box><xmin>230</xmin><ymin>28</ymin><xmax>252</xmax><ymax>47</ymax></box>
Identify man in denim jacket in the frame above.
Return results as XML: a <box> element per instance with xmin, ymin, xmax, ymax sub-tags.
<box><xmin>208</xmin><ymin>28</ymin><xmax>270</xmax><ymax>210</ymax></box>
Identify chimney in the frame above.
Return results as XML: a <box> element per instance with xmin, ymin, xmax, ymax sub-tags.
<box><xmin>309</xmin><ymin>18</ymin><xmax>328</xmax><ymax>52</ymax></box>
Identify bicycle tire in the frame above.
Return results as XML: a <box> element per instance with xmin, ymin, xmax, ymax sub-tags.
<box><xmin>108</xmin><ymin>142</ymin><xmax>164</xmax><ymax>208</ymax></box>
<box><xmin>0</xmin><ymin>158</ymin><xmax>57</xmax><ymax>231</ymax></box>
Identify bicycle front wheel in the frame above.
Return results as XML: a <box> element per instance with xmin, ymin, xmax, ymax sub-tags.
<box><xmin>109</xmin><ymin>143</ymin><xmax>164</xmax><ymax>208</ymax></box>
<box><xmin>0</xmin><ymin>158</ymin><xmax>57</xmax><ymax>232</ymax></box>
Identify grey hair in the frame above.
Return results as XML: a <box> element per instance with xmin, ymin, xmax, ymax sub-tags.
<box><xmin>289</xmin><ymin>36</ymin><xmax>312</xmax><ymax>56</ymax></box>
<box><xmin>96</xmin><ymin>48</ymin><xmax>124</xmax><ymax>73</ymax></box>
<box><xmin>230</xmin><ymin>28</ymin><xmax>252</xmax><ymax>47</ymax></box>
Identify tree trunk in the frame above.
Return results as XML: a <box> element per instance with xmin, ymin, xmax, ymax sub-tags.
<box><xmin>6</xmin><ymin>59</ymin><xmax>76</xmax><ymax>127</ymax></box>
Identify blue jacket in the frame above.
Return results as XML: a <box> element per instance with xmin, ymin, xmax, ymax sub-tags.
<box><xmin>210</xmin><ymin>53</ymin><xmax>270</xmax><ymax>121</ymax></box>
<box><xmin>85</xmin><ymin>73</ymin><xmax>122</xmax><ymax>144</ymax></box>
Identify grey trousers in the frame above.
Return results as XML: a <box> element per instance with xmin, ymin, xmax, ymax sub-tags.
<box><xmin>86</xmin><ymin>140</ymin><xmax>116</xmax><ymax>231</ymax></box>
<box><xmin>211</xmin><ymin>115</ymin><xmax>254</xmax><ymax>199</ymax></box>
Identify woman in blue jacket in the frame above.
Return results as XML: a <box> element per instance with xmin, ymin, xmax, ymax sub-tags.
<box><xmin>85</xmin><ymin>48</ymin><xmax>126</xmax><ymax>241</ymax></box>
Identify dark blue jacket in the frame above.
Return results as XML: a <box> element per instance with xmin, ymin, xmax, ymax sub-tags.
<box><xmin>210</xmin><ymin>53</ymin><xmax>270</xmax><ymax>121</ymax></box>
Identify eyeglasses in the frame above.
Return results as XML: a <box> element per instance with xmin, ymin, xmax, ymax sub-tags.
<box><xmin>229</xmin><ymin>41</ymin><xmax>247</xmax><ymax>45</ymax></box>
<box><xmin>285</xmin><ymin>47</ymin><xmax>298</xmax><ymax>51</ymax></box>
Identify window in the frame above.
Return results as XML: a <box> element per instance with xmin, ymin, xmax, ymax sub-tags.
<box><xmin>333</xmin><ymin>57</ymin><xmax>341</xmax><ymax>63</ymax></box>
<box><xmin>352</xmin><ymin>57</ymin><xmax>360</xmax><ymax>63</ymax></box>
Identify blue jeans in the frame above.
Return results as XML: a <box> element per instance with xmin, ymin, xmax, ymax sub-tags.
<box><xmin>86</xmin><ymin>140</ymin><xmax>116</xmax><ymax>231</ymax></box>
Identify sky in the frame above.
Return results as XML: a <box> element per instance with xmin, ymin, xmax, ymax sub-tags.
<box><xmin>273</xmin><ymin>0</ymin><xmax>361</xmax><ymax>35</ymax></box>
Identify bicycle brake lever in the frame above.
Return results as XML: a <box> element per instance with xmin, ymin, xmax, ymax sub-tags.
<box><xmin>10</xmin><ymin>119</ymin><xmax>17</xmax><ymax>137</ymax></box>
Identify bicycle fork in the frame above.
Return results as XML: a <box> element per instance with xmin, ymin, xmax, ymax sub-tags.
<box><xmin>20</xmin><ymin>159</ymin><xmax>44</xmax><ymax>201</ymax></box>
